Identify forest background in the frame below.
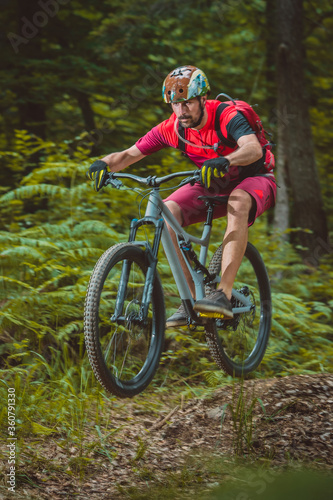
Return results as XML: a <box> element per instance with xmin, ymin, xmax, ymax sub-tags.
<box><xmin>0</xmin><ymin>0</ymin><xmax>333</xmax><ymax>496</ymax></box>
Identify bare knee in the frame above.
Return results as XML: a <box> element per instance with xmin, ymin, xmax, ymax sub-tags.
<box><xmin>227</xmin><ymin>189</ymin><xmax>253</xmax><ymax>221</ymax></box>
<box><xmin>164</xmin><ymin>200</ymin><xmax>184</xmax><ymax>226</ymax></box>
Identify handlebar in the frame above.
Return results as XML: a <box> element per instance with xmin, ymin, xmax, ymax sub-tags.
<box><xmin>104</xmin><ymin>170</ymin><xmax>201</xmax><ymax>190</ymax></box>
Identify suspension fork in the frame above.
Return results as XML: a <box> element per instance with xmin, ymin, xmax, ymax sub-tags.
<box><xmin>112</xmin><ymin>217</ymin><xmax>164</xmax><ymax>323</ymax></box>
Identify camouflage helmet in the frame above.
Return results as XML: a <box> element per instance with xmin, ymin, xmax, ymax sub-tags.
<box><xmin>162</xmin><ymin>65</ymin><xmax>210</xmax><ymax>103</ymax></box>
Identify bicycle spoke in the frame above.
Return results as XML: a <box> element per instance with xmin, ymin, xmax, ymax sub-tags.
<box><xmin>205</xmin><ymin>242</ymin><xmax>271</xmax><ymax>376</ymax></box>
<box><xmin>97</xmin><ymin>256</ymin><xmax>154</xmax><ymax>382</ymax></box>
<box><xmin>119</xmin><ymin>339</ymin><xmax>131</xmax><ymax>378</ymax></box>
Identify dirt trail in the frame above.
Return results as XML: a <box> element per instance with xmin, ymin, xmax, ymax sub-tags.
<box><xmin>2</xmin><ymin>373</ymin><xmax>332</xmax><ymax>499</ymax></box>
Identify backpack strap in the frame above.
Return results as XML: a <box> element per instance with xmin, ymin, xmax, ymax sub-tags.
<box><xmin>214</xmin><ymin>102</ymin><xmax>237</xmax><ymax>149</ymax></box>
<box><xmin>177</xmin><ymin>123</ymin><xmax>188</xmax><ymax>157</ymax></box>
<box><xmin>177</xmin><ymin>102</ymin><xmax>237</xmax><ymax>155</ymax></box>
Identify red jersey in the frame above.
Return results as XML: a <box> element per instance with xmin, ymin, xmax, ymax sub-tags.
<box><xmin>135</xmin><ymin>100</ymin><xmax>275</xmax><ymax>183</ymax></box>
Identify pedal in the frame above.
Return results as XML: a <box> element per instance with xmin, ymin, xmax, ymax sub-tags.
<box><xmin>198</xmin><ymin>311</ymin><xmax>225</xmax><ymax>319</ymax></box>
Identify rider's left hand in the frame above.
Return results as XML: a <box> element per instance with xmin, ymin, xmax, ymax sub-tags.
<box><xmin>200</xmin><ymin>157</ymin><xmax>230</xmax><ymax>189</ymax></box>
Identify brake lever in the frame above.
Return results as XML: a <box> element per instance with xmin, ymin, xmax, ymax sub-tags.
<box><xmin>190</xmin><ymin>170</ymin><xmax>201</xmax><ymax>185</ymax></box>
<box><xmin>179</xmin><ymin>170</ymin><xmax>201</xmax><ymax>187</ymax></box>
<box><xmin>105</xmin><ymin>173</ymin><xmax>123</xmax><ymax>189</ymax></box>
<box><xmin>178</xmin><ymin>176</ymin><xmax>193</xmax><ymax>187</ymax></box>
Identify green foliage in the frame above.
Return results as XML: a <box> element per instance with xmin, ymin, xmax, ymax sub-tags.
<box><xmin>0</xmin><ymin>135</ymin><xmax>331</xmax><ymax>351</ymax></box>
<box><xmin>1</xmin><ymin>133</ymin><xmax>331</xmax><ymax>400</ymax></box>
<box><xmin>1</xmin><ymin>0</ymin><xmax>332</xmax><ymax>220</ymax></box>
<box><xmin>248</xmin><ymin>221</ymin><xmax>333</xmax><ymax>377</ymax></box>
<box><xmin>0</xmin><ymin>5</ymin><xmax>332</xmax><ymax>472</ymax></box>
<box><xmin>218</xmin><ymin>381</ymin><xmax>259</xmax><ymax>456</ymax></box>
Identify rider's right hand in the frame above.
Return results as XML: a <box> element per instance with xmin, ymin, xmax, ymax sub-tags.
<box><xmin>87</xmin><ymin>160</ymin><xmax>109</xmax><ymax>191</ymax></box>
<box><xmin>200</xmin><ymin>157</ymin><xmax>230</xmax><ymax>189</ymax></box>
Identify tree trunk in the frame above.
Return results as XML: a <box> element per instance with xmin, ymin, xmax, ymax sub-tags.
<box><xmin>273</xmin><ymin>131</ymin><xmax>289</xmax><ymax>236</ymax></box>
<box><xmin>73</xmin><ymin>90</ymin><xmax>99</xmax><ymax>156</ymax></box>
<box><xmin>18</xmin><ymin>102</ymin><xmax>47</xmax><ymax>141</ymax></box>
<box><xmin>265</xmin><ymin>0</ymin><xmax>278</xmax><ymax>124</ymax></box>
<box><xmin>265</xmin><ymin>0</ymin><xmax>282</xmax><ymax>228</ymax></box>
<box><xmin>75</xmin><ymin>91</ymin><xmax>96</xmax><ymax>133</ymax></box>
<box><xmin>276</xmin><ymin>0</ymin><xmax>328</xmax><ymax>256</ymax></box>
<box><xmin>16</xmin><ymin>0</ymin><xmax>47</xmax><ymax>139</ymax></box>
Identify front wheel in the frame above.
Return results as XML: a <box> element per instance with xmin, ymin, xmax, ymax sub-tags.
<box><xmin>84</xmin><ymin>243</ymin><xmax>165</xmax><ymax>398</ymax></box>
<box><xmin>205</xmin><ymin>242</ymin><xmax>271</xmax><ymax>377</ymax></box>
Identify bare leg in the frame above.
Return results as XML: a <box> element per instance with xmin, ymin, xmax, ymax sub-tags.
<box><xmin>218</xmin><ymin>189</ymin><xmax>254</xmax><ymax>300</ymax></box>
<box><xmin>164</xmin><ymin>200</ymin><xmax>196</xmax><ymax>299</ymax></box>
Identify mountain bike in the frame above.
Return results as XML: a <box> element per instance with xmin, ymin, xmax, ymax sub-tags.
<box><xmin>84</xmin><ymin>170</ymin><xmax>271</xmax><ymax>398</ymax></box>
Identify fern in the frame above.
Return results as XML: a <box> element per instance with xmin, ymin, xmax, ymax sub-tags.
<box><xmin>71</xmin><ymin>220</ymin><xmax>120</xmax><ymax>238</ymax></box>
<box><xmin>1</xmin><ymin>245</ymin><xmax>46</xmax><ymax>259</ymax></box>
<box><xmin>1</xmin><ymin>132</ymin><xmax>332</xmax><ymax>395</ymax></box>
<box><xmin>0</xmin><ymin>184</ymin><xmax>68</xmax><ymax>203</ymax></box>
<box><xmin>56</xmin><ymin>321</ymin><xmax>84</xmax><ymax>340</ymax></box>
<box><xmin>204</xmin><ymin>370</ymin><xmax>225</xmax><ymax>387</ymax></box>
<box><xmin>0</xmin><ymin>276</ymin><xmax>35</xmax><ymax>291</ymax></box>
<box><xmin>0</xmin><ymin>233</ymin><xmax>57</xmax><ymax>248</ymax></box>
<box><xmin>21</xmin><ymin>164</ymin><xmax>87</xmax><ymax>184</ymax></box>
<box><xmin>0</xmin><ymin>310</ymin><xmax>53</xmax><ymax>336</ymax></box>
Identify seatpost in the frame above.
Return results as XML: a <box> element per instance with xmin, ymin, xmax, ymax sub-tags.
<box><xmin>198</xmin><ymin>202</ymin><xmax>214</xmax><ymax>266</ymax></box>
<box><xmin>205</xmin><ymin>203</ymin><xmax>214</xmax><ymax>226</ymax></box>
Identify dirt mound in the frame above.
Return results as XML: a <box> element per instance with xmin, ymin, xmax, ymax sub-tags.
<box><xmin>149</xmin><ymin>373</ymin><xmax>333</xmax><ymax>465</ymax></box>
<box><xmin>2</xmin><ymin>373</ymin><xmax>332</xmax><ymax>499</ymax></box>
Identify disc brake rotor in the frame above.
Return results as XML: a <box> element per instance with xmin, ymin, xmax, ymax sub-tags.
<box><xmin>125</xmin><ymin>300</ymin><xmax>143</xmax><ymax>339</ymax></box>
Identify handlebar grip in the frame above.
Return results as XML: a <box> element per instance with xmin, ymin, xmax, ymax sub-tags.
<box><xmin>105</xmin><ymin>174</ymin><xmax>123</xmax><ymax>189</ymax></box>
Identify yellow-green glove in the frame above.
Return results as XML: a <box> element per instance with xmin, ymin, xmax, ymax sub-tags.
<box><xmin>87</xmin><ymin>160</ymin><xmax>108</xmax><ymax>191</ymax></box>
<box><xmin>200</xmin><ymin>157</ymin><xmax>230</xmax><ymax>189</ymax></box>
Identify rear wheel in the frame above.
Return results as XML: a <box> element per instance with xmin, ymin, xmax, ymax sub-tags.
<box><xmin>84</xmin><ymin>243</ymin><xmax>165</xmax><ymax>397</ymax></box>
<box><xmin>205</xmin><ymin>242</ymin><xmax>271</xmax><ymax>377</ymax></box>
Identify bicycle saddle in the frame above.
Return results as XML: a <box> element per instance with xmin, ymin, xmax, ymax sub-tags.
<box><xmin>197</xmin><ymin>195</ymin><xmax>229</xmax><ymax>205</ymax></box>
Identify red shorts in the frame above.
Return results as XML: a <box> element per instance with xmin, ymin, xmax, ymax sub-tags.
<box><xmin>164</xmin><ymin>175</ymin><xmax>276</xmax><ymax>227</ymax></box>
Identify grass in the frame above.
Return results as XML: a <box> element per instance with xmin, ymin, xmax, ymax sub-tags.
<box><xmin>0</xmin><ymin>293</ymin><xmax>332</xmax><ymax>498</ymax></box>
<box><xmin>110</xmin><ymin>455</ymin><xmax>333</xmax><ymax>500</ymax></box>
<box><xmin>1</xmin><ymin>347</ymin><xmax>332</xmax><ymax>499</ymax></box>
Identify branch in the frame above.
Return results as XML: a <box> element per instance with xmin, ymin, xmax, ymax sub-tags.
<box><xmin>148</xmin><ymin>405</ymin><xmax>179</xmax><ymax>432</ymax></box>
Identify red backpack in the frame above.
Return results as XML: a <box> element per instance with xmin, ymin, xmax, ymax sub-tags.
<box><xmin>178</xmin><ymin>93</ymin><xmax>275</xmax><ymax>174</ymax></box>
<box><xmin>214</xmin><ymin>93</ymin><xmax>272</xmax><ymax>151</ymax></box>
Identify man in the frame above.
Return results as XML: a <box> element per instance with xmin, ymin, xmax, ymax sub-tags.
<box><xmin>87</xmin><ymin>65</ymin><xmax>276</xmax><ymax>327</ymax></box>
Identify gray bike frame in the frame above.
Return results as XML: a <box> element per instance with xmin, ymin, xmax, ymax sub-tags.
<box><xmin>107</xmin><ymin>171</ymin><xmax>253</xmax><ymax>317</ymax></box>
<box><xmin>144</xmin><ymin>189</ymin><xmax>253</xmax><ymax>314</ymax></box>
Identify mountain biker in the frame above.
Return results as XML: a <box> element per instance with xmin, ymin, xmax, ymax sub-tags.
<box><xmin>87</xmin><ymin>65</ymin><xmax>276</xmax><ymax>327</ymax></box>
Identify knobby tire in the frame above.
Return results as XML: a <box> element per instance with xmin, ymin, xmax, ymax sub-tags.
<box><xmin>205</xmin><ymin>242</ymin><xmax>271</xmax><ymax>377</ymax></box>
<box><xmin>84</xmin><ymin>243</ymin><xmax>165</xmax><ymax>398</ymax></box>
